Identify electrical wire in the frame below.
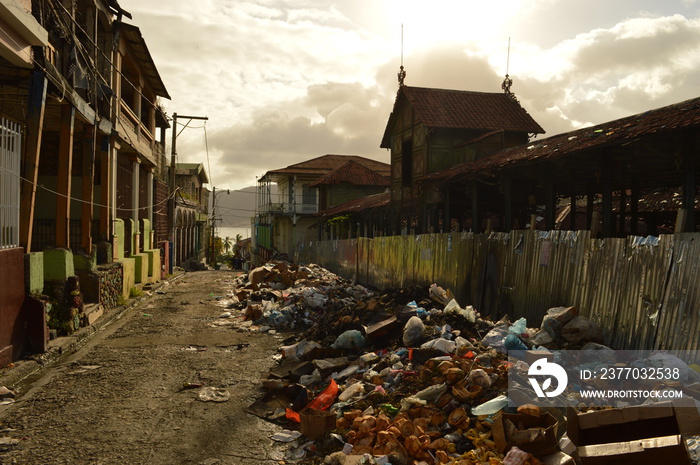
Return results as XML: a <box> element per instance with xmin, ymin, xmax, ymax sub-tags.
<box><xmin>0</xmin><ymin>165</ymin><xmax>177</xmax><ymax>212</ymax></box>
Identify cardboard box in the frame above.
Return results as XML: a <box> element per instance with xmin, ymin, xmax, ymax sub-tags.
<box><xmin>540</xmin><ymin>451</ymin><xmax>575</xmax><ymax>465</ymax></box>
<box><xmin>492</xmin><ymin>412</ymin><xmax>559</xmax><ymax>456</ymax></box>
<box><xmin>576</xmin><ymin>434</ymin><xmax>691</xmax><ymax>465</ymax></box>
<box><xmin>567</xmin><ymin>399</ymin><xmax>700</xmax><ymax>465</ymax></box>
<box><xmin>300</xmin><ymin>408</ymin><xmax>336</xmax><ymax>440</ymax></box>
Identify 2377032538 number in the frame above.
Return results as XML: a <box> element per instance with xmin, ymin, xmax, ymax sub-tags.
<box><xmin>597</xmin><ymin>366</ymin><xmax>681</xmax><ymax>380</ymax></box>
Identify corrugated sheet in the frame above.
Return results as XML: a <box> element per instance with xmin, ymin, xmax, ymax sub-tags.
<box><xmin>297</xmin><ymin>231</ymin><xmax>700</xmax><ymax>351</ymax></box>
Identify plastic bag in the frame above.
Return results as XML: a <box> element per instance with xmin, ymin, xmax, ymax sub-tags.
<box><xmin>504</xmin><ymin>333</ymin><xmax>528</xmax><ymax>351</ymax></box>
<box><xmin>403</xmin><ymin>316</ymin><xmax>425</xmax><ymax>347</ymax></box>
<box><xmin>508</xmin><ymin>317</ymin><xmax>527</xmax><ymax>336</ymax></box>
<box><xmin>338</xmin><ymin>381</ymin><xmax>365</xmax><ymax>402</ymax></box>
<box><xmin>331</xmin><ymin>330</ymin><xmax>365</xmax><ymax>351</ymax></box>
<box><xmin>470</xmin><ymin>394</ymin><xmax>508</xmax><ymax>416</ymax></box>
<box><xmin>481</xmin><ymin>324</ymin><xmax>509</xmax><ymax>353</ymax></box>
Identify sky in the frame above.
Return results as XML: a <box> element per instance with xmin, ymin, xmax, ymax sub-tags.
<box><xmin>117</xmin><ymin>0</ymin><xmax>700</xmax><ymax>193</ymax></box>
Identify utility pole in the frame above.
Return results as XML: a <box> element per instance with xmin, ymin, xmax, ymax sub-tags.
<box><xmin>169</xmin><ymin>112</ymin><xmax>208</xmax><ymax>272</ymax></box>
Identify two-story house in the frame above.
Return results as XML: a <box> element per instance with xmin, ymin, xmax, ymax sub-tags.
<box><xmin>254</xmin><ymin>154</ymin><xmax>390</xmax><ymax>261</ymax></box>
<box><xmin>380</xmin><ymin>83</ymin><xmax>544</xmax><ymax>234</ymax></box>
<box><xmin>174</xmin><ymin>163</ymin><xmax>209</xmax><ymax>269</ymax></box>
<box><xmin>0</xmin><ymin>0</ymin><xmax>172</xmax><ymax>364</ymax></box>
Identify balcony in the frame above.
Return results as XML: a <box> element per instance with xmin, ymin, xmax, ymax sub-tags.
<box><xmin>259</xmin><ymin>202</ymin><xmax>318</xmax><ymax>216</ymax></box>
<box><xmin>116</xmin><ymin>100</ymin><xmax>156</xmax><ymax>164</ymax></box>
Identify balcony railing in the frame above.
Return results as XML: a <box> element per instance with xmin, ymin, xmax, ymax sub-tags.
<box><xmin>259</xmin><ymin>202</ymin><xmax>318</xmax><ymax>215</ymax></box>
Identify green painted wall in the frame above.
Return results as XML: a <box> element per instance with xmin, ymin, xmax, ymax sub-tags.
<box><xmin>43</xmin><ymin>248</ymin><xmax>75</xmax><ymax>281</ymax></box>
<box><xmin>24</xmin><ymin>252</ymin><xmax>44</xmax><ymax>295</ymax></box>
<box><xmin>113</xmin><ymin>219</ymin><xmax>125</xmax><ymax>260</ymax></box>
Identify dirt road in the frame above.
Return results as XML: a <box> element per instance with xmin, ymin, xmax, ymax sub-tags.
<box><xmin>0</xmin><ymin>271</ymin><xmax>288</xmax><ymax>465</ymax></box>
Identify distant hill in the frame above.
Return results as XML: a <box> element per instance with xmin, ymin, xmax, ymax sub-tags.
<box><xmin>212</xmin><ymin>185</ymin><xmax>277</xmax><ymax>229</ymax></box>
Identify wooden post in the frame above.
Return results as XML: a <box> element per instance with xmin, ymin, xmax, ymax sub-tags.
<box><xmin>545</xmin><ymin>165</ymin><xmax>556</xmax><ymax>231</ymax></box>
<box><xmin>81</xmin><ymin>126</ymin><xmax>95</xmax><ymax>253</ymax></box>
<box><xmin>503</xmin><ymin>173</ymin><xmax>512</xmax><ymax>231</ymax></box>
<box><xmin>20</xmin><ymin>71</ymin><xmax>47</xmax><ymax>253</ymax></box>
<box><xmin>56</xmin><ymin>105</ymin><xmax>75</xmax><ymax>249</ymax></box>
<box><xmin>601</xmin><ymin>156</ymin><xmax>613</xmax><ymax>238</ymax></box>
<box><xmin>675</xmin><ymin>209</ymin><xmax>686</xmax><ymax>233</ymax></box>
<box><xmin>99</xmin><ymin>138</ymin><xmax>111</xmax><ymax>240</ymax></box>
<box><xmin>569</xmin><ymin>169</ymin><xmax>577</xmax><ymax>231</ymax></box>
<box><xmin>618</xmin><ymin>187</ymin><xmax>626</xmax><ymax>236</ymax></box>
<box><xmin>586</xmin><ymin>181</ymin><xmax>595</xmax><ymax>231</ymax></box>
<box><xmin>443</xmin><ymin>187</ymin><xmax>451</xmax><ymax>233</ymax></box>
<box><xmin>471</xmin><ymin>182</ymin><xmax>480</xmax><ymax>233</ymax></box>
<box><xmin>682</xmin><ymin>144</ymin><xmax>696</xmax><ymax>232</ymax></box>
<box><xmin>630</xmin><ymin>172</ymin><xmax>639</xmax><ymax>236</ymax></box>
<box><xmin>530</xmin><ymin>213</ymin><xmax>537</xmax><ymax>231</ymax></box>
<box><xmin>131</xmin><ymin>157</ymin><xmax>140</xmax><ymax>254</ymax></box>
<box><xmin>591</xmin><ymin>211</ymin><xmax>601</xmax><ymax>238</ymax></box>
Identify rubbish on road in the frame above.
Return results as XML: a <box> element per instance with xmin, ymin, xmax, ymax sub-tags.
<box><xmin>229</xmin><ymin>261</ymin><xmax>700</xmax><ymax>464</ymax></box>
<box><xmin>402</xmin><ymin>316</ymin><xmax>425</xmax><ymax>347</ymax></box>
<box><xmin>197</xmin><ymin>386</ymin><xmax>230</xmax><ymax>402</ymax></box>
<box><xmin>271</xmin><ymin>429</ymin><xmax>303</xmax><ymax>442</ymax></box>
<box><xmin>300</xmin><ymin>408</ymin><xmax>336</xmax><ymax>439</ymax></box>
<box><xmin>567</xmin><ymin>399</ymin><xmax>700</xmax><ymax>465</ymax></box>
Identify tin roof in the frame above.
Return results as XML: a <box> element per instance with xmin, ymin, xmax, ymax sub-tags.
<box><xmin>380</xmin><ymin>86</ymin><xmax>544</xmax><ymax>148</ymax></box>
<box><xmin>423</xmin><ymin>95</ymin><xmax>700</xmax><ymax>183</ymax></box>
<box><xmin>317</xmin><ymin>192</ymin><xmax>390</xmax><ymax>217</ymax></box>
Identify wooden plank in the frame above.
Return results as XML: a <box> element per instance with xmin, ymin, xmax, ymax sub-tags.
<box><xmin>56</xmin><ymin>105</ymin><xmax>75</xmax><ymax>249</ymax></box>
<box><xmin>19</xmin><ymin>71</ymin><xmax>47</xmax><ymax>253</ymax></box>
<box><xmin>99</xmin><ymin>140</ymin><xmax>110</xmax><ymax>240</ymax></box>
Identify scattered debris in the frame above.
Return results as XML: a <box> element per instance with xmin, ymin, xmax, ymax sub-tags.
<box><xmin>209</xmin><ymin>261</ymin><xmax>700</xmax><ymax>464</ymax></box>
<box><xmin>197</xmin><ymin>387</ymin><xmax>230</xmax><ymax>403</ymax></box>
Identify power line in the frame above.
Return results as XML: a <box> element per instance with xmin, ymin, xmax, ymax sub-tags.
<box><xmin>0</xmin><ymin>165</ymin><xmax>177</xmax><ymax>212</ymax></box>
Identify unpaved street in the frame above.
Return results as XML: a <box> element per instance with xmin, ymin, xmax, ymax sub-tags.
<box><xmin>0</xmin><ymin>271</ymin><xmax>286</xmax><ymax>465</ymax></box>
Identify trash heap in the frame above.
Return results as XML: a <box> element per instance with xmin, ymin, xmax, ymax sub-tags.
<box><xmin>226</xmin><ymin>262</ymin><xmax>700</xmax><ymax>465</ymax></box>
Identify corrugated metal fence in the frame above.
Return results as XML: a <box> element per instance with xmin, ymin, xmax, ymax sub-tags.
<box><xmin>296</xmin><ymin>230</ymin><xmax>700</xmax><ymax>351</ymax></box>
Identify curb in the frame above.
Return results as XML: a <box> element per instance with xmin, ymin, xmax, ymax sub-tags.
<box><xmin>0</xmin><ymin>271</ymin><xmax>187</xmax><ymax>391</ymax></box>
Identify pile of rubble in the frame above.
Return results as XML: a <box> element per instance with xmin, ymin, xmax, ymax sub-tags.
<box><xmin>220</xmin><ymin>261</ymin><xmax>700</xmax><ymax>465</ymax></box>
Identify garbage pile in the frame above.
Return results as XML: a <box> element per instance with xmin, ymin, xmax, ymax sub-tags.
<box><xmin>223</xmin><ymin>261</ymin><xmax>700</xmax><ymax>465</ymax></box>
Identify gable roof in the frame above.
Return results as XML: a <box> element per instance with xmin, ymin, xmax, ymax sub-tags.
<box><xmin>380</xmin><ymin>86</ymin><xmax>544</xmax><ymax>148</ymax></box>
<box><xmin>308</xmin><ymin>160</ymin><xmax>390</xmax><ymax>187</ymax></box>
<box><xmin>263</xmin><ymin>154</ymin><xmax>390</xmax><ymax>181</ymax></box>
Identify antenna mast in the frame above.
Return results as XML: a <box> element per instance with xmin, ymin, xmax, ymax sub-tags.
<box><xmin>398</xmin><ymin>24</ymin><xmax>406</xmax><ymax>86</ymax></box>
<box><xmin>501</xmin><ymin>37</ymin><xmax>514</xmax><ymax>97</ymax></box>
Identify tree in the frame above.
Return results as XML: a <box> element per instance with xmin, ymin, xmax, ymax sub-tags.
<box><xmin>233</xmin><ymin>234</ymin><xmax>242</xmax><ymax>254</ymax></box>
<box><xmin>222</xmin><ymin>236</ymin><xmax>233</xmax><ymax>255</ymax></box>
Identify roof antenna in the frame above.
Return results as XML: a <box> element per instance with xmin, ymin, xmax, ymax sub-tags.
<box><xmin>398</xmin><ymin>23</ymin><xmax>406</xmax><ymax>87</ymax></box>
<box><xmin>501</xmin><ymin>37</ymin><xmax>515</xmax><ymax>98</ymax></box>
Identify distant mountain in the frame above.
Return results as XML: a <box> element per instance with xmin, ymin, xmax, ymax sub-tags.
<box><xmin>212</xmin><ymin>184</ymin><xmax>277</xmax><ymax>228</ymax></box>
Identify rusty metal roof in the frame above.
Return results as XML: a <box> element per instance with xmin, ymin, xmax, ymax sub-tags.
<box><xmin>381</xmin><ymin>86</ymin><xmax>544</xmax><ymax>148</ymax></box>
<box><xmin>263</xmin><ymin>154</ymin><xmax>390</xmax><ymax>181</ymax></box>
<box><xmin>423</xmin><ymin>95</ymin><xmax>700</xmax><ymax>183</ymax></box>
<box><xmin>308</xmin><ymin>160</ymin><xmax>390</xmax><ymax>187</ymax></box>
<box><xmin>317</xmin><ymin>191</ymin><xmax>390</xmax><ymax>217</ymax></box>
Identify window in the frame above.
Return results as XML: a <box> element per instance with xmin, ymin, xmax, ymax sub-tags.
<box><xmin>401</xmin><ymin>139</ymin><xmax>413</xmax><ymax>187</ymax></box>
<box><xmin>0</xmin><ymin>119</ymin><xmax>22</xmax><ymax>248</ymax></box>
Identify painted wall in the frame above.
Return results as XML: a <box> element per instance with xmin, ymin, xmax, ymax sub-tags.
<box><xmin>0</xmin><ymin>248</ymin><xmax>26</xmax><ymax>365</ymax></box>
